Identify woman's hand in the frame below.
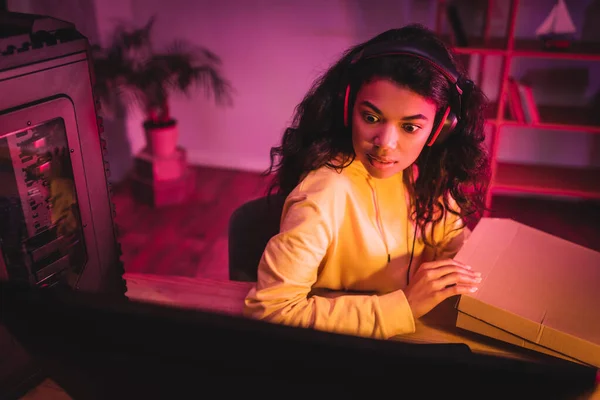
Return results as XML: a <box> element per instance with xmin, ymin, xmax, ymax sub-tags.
<box><xmin>404</xmin><ymin>259</ymin><xmax>481</xmax><ymax>319</ymax></box>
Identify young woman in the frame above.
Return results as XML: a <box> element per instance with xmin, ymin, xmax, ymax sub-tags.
<box><xmin>244</xmin><ymin>24</ymin><xmax>490</xmax><ymax>340</ymax></box>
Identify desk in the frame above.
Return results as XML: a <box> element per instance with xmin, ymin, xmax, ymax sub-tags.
<box><xmin>20</xmin><ymin>273</ymin><xmax>600</xmax><ymax>399</ymax></box>
<box><xmin>123</xmin><ymin>273</ymin><xmax>576</xmax><ymax>363</ymax></box>
<box><xmin>124</xmin><ymin>273</ymin><xmax>600</xmax><ymax>398</ymax></box>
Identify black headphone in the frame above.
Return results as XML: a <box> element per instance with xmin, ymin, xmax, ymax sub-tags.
<box><xmin>343</xmin><ymin>41</ymin><xmax>473</xmax><ymax>146</ymax></box>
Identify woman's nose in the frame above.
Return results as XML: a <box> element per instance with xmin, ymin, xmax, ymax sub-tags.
<box><xmin>373</xmin><ymin>123</ymin><xmax>398</xmax><ymax>149</ymax></box>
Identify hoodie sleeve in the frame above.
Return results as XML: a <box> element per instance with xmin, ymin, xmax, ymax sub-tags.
<box><xmin>243</xmin><ymin>190</ymin><xmax>415</xmax><ymax>340</ymax></box>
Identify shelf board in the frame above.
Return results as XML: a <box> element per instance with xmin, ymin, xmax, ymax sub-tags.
<box><xmin>440</xmin><ymin>35</ymin><xmax>506</xmax><ymax>49</ymax></box>
<box><xmin>498</xmin><ymin>121</ymin><xmax>600</xmax><ymax>134</ymax></box>
<box><xmin>487</xmin><ymin>105</ymin><xmax>600</xmax><ymax>134</ymax></box>
<box><xmin>441</xmin><ymin>35</ymin><xmax>600</xmax><ymax>61</ymax></box>
<box><xmin>512</xmin><ymin>39</ymin><xmax>600</xmax><ymax>61</ymax></box>
<box><xmin>491</xmin><ymin>163</ymin><xmax>600</xmax><ymax>200</ymax></box>
<box><xmin>441</xmin><ymin>35</ymin><xmax>507</xmax><ymax>56</ymax></box>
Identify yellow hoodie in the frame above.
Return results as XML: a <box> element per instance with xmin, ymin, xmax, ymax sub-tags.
<box><xmin>243</xmin><ymin>159</ymin><xmax>469</xmax><ymax>340</ymax></box>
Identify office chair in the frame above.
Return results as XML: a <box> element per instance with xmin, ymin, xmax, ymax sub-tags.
<box><xmin>228</xmin><ymin>194</ymin><xmax>286</xmax><ymax>282</ymax></box>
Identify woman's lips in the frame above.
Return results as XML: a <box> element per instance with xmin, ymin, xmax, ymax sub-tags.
<box><xmin>367</xmin><ymin>154</ymin><xmax>397</xmax><ymax>164</ymax></box>
<box><xmin>367</xmin><ymin>154</ymin><xmax>397</xmax><ymax>170</ymax></box>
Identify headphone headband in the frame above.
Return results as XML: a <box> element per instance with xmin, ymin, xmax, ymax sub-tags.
<box><xmin>351</xmin><ymin>42</ymin><xmax>464</xmax><ymax>95</ymax></box>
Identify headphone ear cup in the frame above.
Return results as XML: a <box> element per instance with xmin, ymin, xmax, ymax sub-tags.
<box><xmin>437</xmin><ymin>111</ymin><xmax>458</xmax><ymax>144</ymax></box>
<box><xmin>428</xmin><ymin>110</ymin><xmax>458</xmax><ymax>146</ymax></box>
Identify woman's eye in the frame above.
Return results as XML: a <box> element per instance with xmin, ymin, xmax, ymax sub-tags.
<box><xmin>363</xmin><ymin>113</ymin><xmax>380</xmax><ymax>124</ymax></box>
<box><xmin>402</xmin><ymin>124</ymin><xmax>420</xmax><ymax>133</ymax></box>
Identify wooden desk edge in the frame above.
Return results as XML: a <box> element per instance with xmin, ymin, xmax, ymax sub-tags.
<box><xmin>123</xmin><ymin>273</ymin><xmax>598</xmax><ymax>368</ymax></box>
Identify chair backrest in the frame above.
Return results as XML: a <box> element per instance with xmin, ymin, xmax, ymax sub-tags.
<box><xmin>228</xmin><ymin>194</ymin><xmax>286</xmax><ymax>282</ymax></box>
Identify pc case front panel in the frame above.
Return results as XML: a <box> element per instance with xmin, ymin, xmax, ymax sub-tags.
<box><xmin>0</xmin><ymin>98</ymin><xmax>97</xmax><ymax>288</ymax></box>
<box><xmin>0</xmin><ymin>49</ymin><xmax>121</xmax><ymax>293</ymax></box>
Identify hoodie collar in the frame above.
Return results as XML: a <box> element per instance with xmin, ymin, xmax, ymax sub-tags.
<box><xmin>341</xmin><ymin>157</ymin><xmax>403</xmax><ymax>185</ymax></box>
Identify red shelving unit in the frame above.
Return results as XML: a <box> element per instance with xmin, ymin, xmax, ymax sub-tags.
<box><xmin>493</xmin><ymin>162</ymin><xmax>600</xmax><ymax>200</ymax></box>
<box><xmin>436</xmin><ymin>0</ymin><xmax>600</xmax><ymax>214</ymax></box>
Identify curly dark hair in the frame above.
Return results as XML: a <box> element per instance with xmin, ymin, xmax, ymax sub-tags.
<box><xmin>264</xmin><ymin>24</ymin><xmax>490</xmax><ymax>246</ymax></box>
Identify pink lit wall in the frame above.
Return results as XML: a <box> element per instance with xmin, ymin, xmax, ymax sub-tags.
<box><xmin>7</xmin><ymin>0</ymin><xmax>600</xmax><ymax>183</ymax></box>
<box><xmin>120</xmin><ymin>0</ymin><xmax>418</xmax><ymax>175</ymax></box>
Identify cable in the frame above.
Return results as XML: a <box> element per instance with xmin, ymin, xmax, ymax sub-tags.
<box><xmin>406</xmin><ymin>220</ymin><xmax>418</xmax><ymax>285</ymax></box>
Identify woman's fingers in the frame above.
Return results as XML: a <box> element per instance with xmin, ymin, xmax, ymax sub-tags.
<box><xmin>438</xmin><ymin>283</ymin><xmax>479</xmax><ymax>301</ymax></box>
<box><xmin>434</xmin><ymin>271</ymin><xmax>482</xmax><ymax>291</ymax></box>
<box><xmin>423</xmin><ymin>264</ymin><xmax>480</xmax><ymax>281</ymax></box>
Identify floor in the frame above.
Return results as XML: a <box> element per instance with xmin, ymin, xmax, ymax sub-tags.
<box><xmin>112</xmin><ymin>166</ymin><xmax>600</xmax><ymax>279</ymax></box>
<box><xmin>113</xmin><ymin>166</ymin><xmax>270</xmax><ymax>279</ymax></box>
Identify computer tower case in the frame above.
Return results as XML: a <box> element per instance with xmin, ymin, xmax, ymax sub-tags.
<box><xmin>0</xmin><ymin>10</ymin><xmax>126</xmax><ymax>397</ymax></box>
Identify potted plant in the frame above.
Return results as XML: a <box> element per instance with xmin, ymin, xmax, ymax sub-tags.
<box><xmin>91</xmin><ymin>16</ymin><xmax>233</xmax><ymax>158</ymax></box>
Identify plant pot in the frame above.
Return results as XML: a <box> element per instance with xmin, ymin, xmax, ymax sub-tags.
<box><xmin>144</xmin><ymin>119</ymin><xmax>179</xmax><ymax>158</ymax></box>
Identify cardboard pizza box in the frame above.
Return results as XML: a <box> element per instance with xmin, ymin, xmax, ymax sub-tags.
<box><xmin>453</xmin><ymin>218</ymin><xmax>600</xmax><ymax>368</ymax></box>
